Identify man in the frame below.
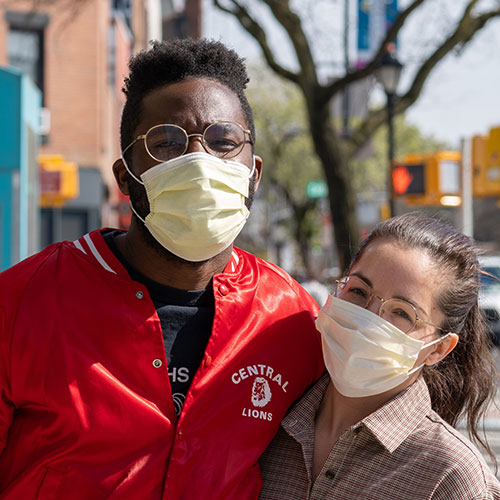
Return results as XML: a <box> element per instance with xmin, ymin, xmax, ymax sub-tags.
<box><xmin>0</xmin><ymin>39</ymin><xmax>324</xmax><ymax>499</ymax></box>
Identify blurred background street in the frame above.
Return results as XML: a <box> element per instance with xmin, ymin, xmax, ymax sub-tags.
<box><xmin>0</xmin><ymin>0</ymin><xmax>500</xmax><ymax>473</ymax></box>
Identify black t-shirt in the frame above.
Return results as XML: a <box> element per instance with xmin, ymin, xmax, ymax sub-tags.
<box><xmin>103</xmin><ymin>230</ymin><xmax>214</xmax><ymax>415</ymax></box>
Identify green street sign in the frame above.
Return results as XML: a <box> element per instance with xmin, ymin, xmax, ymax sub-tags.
<box><xmin>306</xmin><ymin>180</ymin><xmax>328</xmax><ymax>199</ymax></box>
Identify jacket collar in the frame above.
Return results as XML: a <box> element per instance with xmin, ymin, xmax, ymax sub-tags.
<box><xmin>73</xmin><ymin>229</ymin><xmax>123</xmax><ymax>276</ymax></box>
<box><xmin>73</xmin><ymin>229</ymin><xmax>243</xmax><ymax>280</ymax></box>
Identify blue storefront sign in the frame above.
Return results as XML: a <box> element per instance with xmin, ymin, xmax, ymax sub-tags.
<box><xmin>0</xmin><ymin>67</ymin><xmax>41</xmax><ymax>271</ymax></box>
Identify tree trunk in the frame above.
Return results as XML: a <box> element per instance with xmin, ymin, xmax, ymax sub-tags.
<box><xmin>294</xmin><ymin>209</ymin><xmax>312</xmax><ymax>277</ymax></box>
<box><xmin>307</xmin><ymin>99</ymin><xmax>359</xmax><ymax>272</ymax></box>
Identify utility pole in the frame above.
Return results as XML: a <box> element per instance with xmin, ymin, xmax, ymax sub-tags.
<box><xmin>375</xmin><ymin>49</ymin><xmax>403</xmax><ymax>218</ymax></box>
<box><xmin>460</xmin><ymin>138</ymin><xmax>474</xmax><ymax>237</ymax></box>
<box><xmin>386</xmin><ymin>90</ymin><xmax>395</xmax><ymax>216</ymax></box>
<box><xmin>342</xmin><ymin>0</ymin><xmax>350</xmax><ymax>137</ymax></box>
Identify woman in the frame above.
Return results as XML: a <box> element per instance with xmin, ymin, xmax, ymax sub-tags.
<box><xmin>259</xmin><ymin>212</ymin><xmax>500</xmax><ymax>500</ymax></box>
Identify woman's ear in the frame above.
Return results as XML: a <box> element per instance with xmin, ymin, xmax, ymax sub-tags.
<box><xmin>425</xmin><ymin>333</ymin><xmax>459</xmax><ymax>366</ymax></box>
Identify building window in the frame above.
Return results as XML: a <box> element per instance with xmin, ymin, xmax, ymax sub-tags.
<box><xmin>112</xmin><ymin>0</ymin><xmax>131</xmax><ymax>28</ymax></box>
<box><xmin>5</xmin><ymin>10</ymin><xmax>49</xmax><ymax>95</ymax></box>
<box><xmin>113</xmin><ymin>0</ymin><xmax>131</xmax><ymax>10</ymax></box>
<box><xmin>108</xmin><ymin>21</ymin><xmax>116</xmax><ymax>88</ymax></box>
<box><xmin>8</xmin><ymin>28</ymin><xmax>44</xmax><ymax>93</ymax></box>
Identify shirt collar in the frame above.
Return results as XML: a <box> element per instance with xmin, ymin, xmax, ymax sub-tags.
<box><xmin>282</xmin><ymin>374</ymin><xmax>432</xmax><ymax>455</ymax></box>
<box><xmin>361</xmin><ymin>376</ymin><xmax>432</xmax><ymax>453</ymax></box>
<box><xmin>282</xmin><ymin>372</ymin><xmax>330</xmax><ymax>438</ymax></box>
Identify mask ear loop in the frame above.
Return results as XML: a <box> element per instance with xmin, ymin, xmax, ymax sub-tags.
<box><xmin>120</xmin><ymin>155</ymin><xmax>148</xmax><ymax>223</ymax></box>
<box><xmin>242</xmin><ymin>155</ymin><xmax>257</xmax><ymax>205</ymax></box>
<box><xmin>249</xmin><ymin>155</ymin><xmax>256</xmax><ymax>179</ymax></box>
<box><xmin>129</xmin><ymin>201</ymin><xmax>147</xmax><ymax>224</ymax></box>
<box><xmin>121</xmin><ymin>155</ymin><xmax>145</xmax><ymax>185</ymax></box>
<box><xmin>407</xmin><ymin>333</ymin><xmax>452</xmax><ymax>375</ymax></box>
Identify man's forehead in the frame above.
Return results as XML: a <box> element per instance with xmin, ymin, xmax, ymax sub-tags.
<box><xmin>139</xmin><ymin>78</ymin><xmax>245</xmax><ymax>128</ymax></box>
<box><xmin>143</xmin><ymin>78</ymin><xmax>240</xmax><ymax>111</ymax></box>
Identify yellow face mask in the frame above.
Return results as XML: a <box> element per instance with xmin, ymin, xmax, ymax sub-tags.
<box><xmin>123</xmin><ymin>152</ymin><xmax>254</xmax><ymax>262</ymax></box>
<box><xmin>316</xmin><ymin>295</ymin><xmax>450</xmax><ymax>398</ymax></box>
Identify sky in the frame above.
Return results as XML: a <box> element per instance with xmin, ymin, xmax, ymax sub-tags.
<box><xmin>202</xmin><ymin>0</ymin><xmax>500</xmax><ymax>149</ymax></box>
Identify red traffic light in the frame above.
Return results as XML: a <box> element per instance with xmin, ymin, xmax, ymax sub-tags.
<box><xmin>392</xmin><ymin>165</ymin><xmax>413</xmax><ymax>195</ymax></box>
<box><xmin>392</xmin><ymin>163</ymin><xmax>425</xmax><ymax>196</ymax></box>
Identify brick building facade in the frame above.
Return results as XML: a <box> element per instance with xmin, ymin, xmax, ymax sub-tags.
<box><xmin>0</xmin><ymin>0</ymin><xmax>158</xmax><ymax>244</ymax></box>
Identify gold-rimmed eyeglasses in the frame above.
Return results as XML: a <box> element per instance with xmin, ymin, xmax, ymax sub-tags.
<box><xmin>122</xmin><ymin>121</ymin><xmax>253</xmax><ymax>162</ymax></box>
<box><xmin>335</xmin><ymin>275</ymin><xmax>450</xmax><ymax>334</ymax></box>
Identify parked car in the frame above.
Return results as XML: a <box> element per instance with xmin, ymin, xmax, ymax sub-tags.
<box><xmin>479</xmin><ymin>255</ymin><xmax>500</xmax><ymax>346</ymax></box>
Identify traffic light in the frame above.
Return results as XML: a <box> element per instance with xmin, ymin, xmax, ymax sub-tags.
<box><xmin>473</xmin><ymin>127</ymin><xmax>500</xmax><ymax>197</ymax></box>
<box><xmin>392</xmin><ymin>163</ymin><xmax>425</xmax><ymax>195</ymax></box>
<box><xmin>39</xmin><ymin>154</ymin><xmax>79</xmax><ymax>207</ymax></box>
<box><xmin>391</xmin><ymin>151</ymin><xmax>461</xmax><ymax>206</ymax></box>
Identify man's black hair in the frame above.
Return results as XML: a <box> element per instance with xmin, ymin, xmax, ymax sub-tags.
<box><xmin>120</xmin><ymin>38</ymin><xmax>255</xmax><ymax>157</ymax></box>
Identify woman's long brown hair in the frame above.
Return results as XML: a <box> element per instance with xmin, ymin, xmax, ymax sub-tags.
<box><xmin>350</xmin><ymin>212</ymin><xmax>498</xmax><ymax>468</ymax></box>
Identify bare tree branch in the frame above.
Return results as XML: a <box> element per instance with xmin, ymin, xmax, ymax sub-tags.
<box><xmin>399</xmin><ymin>1</ymin><xmax>496</xmax><ymax>110</ymax></box>
<box><xmin>264</xmin><ymin>0</ymin><xmax>319</xmax><ymax>90</ymax></box>
<box><xmin>214</xmin><ymin>0</ymin><xmax>500</xmax><ymax>268</ymax></box>
<box><xmin>213</xmin><ymin>0</ymin><xmax>300</xmax><ymax>83</ymax></box>
<box><xmin>345</xmin><ymin>1</ymin><xmax>500</xmax><ymax>158</ymax></box>
<box><xmin>322</xmin><ymin>0</ymin><xmax>427</xmax><ymax>104</ymax></box>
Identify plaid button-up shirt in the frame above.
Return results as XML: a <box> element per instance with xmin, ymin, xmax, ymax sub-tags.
<box><xmin>259</xmin><ymin>374</ymin><xmax>500</xmax><ymax>500</ymax></box>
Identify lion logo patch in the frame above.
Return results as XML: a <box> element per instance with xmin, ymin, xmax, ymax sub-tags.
<box><xmin>251</xmin><ymin>377</ymin><xmax>272</xmax><ymax>408</ymax></box>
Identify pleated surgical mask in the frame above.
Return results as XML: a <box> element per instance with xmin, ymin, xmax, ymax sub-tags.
<box><xmin>315</xmin><ymin>295</ymin><xmax>449</xmax><ymax>398</ymax></box>
<box><xmin>123</xmin><ymin>152</ymin><xmax>254</xmax><ymax>262</ymax></box>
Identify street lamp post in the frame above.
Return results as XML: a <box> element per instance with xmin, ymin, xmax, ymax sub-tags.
<box><xmin>376</xmin><ymin>50</ymin><xmax>403</xmax><ymax>217</ymax></box>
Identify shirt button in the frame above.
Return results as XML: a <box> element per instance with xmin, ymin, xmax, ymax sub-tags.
<box><xmin>136</xmin><ymin>290</ymin><xmax>144</xmax><ymax>299</ymax></box>
<box><xmin>177</xmin><ymin>430</ymin><xmax>184</xmax><ymax>441</ymax></box>
<box><xmin>218</xmin><ymin>284</ymin><xmax>229</xmax><ymax>296</ymax></box>
<box><xmin>152</xmin><ymin>359</ymin><xmax>162</xmax><ymax>368</ymax></box>
<box><xmin>325</xmin><ymin>469</ymin><xmax>335</xmax><ymax>480</ymax></box>
<box><xmin>204</xmin><ymin>355</ymin><xmax>212</xmax><ymax>368</ymax></box>
<box><xmin>354</xmin><ymin>426</ymin><xmax>362</xmax><ymax>435</ymax></box>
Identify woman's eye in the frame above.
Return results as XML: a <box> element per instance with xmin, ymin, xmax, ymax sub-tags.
<box><xmin>394</xmin><ymin>309</ymin><xmax>411</xmax><ymax>321</ymax></box>
<box><xmin>349</xmin><ymin>287</ymin><xmax>367</xmax><ymax>298</ymax></box>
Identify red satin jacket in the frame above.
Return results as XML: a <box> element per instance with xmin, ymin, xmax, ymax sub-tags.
<box><xmin>0</xmin><ymin>229</ymin><xmax>324</xmax><ymax>500</ymax></box>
